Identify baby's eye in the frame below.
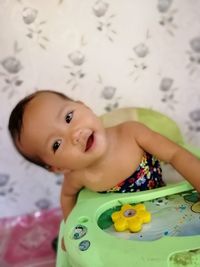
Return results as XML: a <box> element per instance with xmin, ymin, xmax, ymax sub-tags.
<box><xmin>65</xmin><ymin>111</ymin><xmax>73</xmax><ymax>124</ymax></box>
<box><xmin>52</xmin><ymin>140</ymin><xmax>61</xmax><ymax>153</ymax></box>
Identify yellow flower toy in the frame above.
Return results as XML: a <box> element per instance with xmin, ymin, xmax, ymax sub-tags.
<box><xmin>111</xmin><ymin>203</ymin><xmax>151</xmax><ymax>232</ymax></box>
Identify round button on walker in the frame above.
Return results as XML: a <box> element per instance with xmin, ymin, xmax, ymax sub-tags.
<box><xmin>73</xmin><ymin>225</ymin><xmax>87</xmax><ymax>240</ymax></box>
<box><xmin>79</xmin><ymin>240</ymin><xmax>90</xmax><ymax>251</ymax></box>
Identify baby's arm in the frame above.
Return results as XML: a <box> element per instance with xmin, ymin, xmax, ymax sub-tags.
<box><xmin>132</xmin><ymin>122</ymin><xmax>200</xmax><ymax>191</ymax></box>
<box><xmin>60</xmin><ymin>176</ymin><xmax>83</xmax><ymax>221</ymax></box>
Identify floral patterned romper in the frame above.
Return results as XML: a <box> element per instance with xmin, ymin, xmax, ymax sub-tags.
<box><xmin>100</xmin><ymin>152</ymin><xmax>165</xmax><ymax>193</ymax></box>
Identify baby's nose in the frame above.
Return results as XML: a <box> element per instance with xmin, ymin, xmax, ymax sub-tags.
<box><xmin>72</xmin><ymin>128</ymin><xmax>91</xmax><ymax>147</ymax></box>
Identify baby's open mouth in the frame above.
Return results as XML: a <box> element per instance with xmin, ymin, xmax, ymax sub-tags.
<box><xmin>85</xmin><ymin>132</ymin><xmax>94</xmax><ymax>152</ymax></box>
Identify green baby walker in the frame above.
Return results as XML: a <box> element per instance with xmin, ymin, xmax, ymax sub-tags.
<box><xmin>56</xmin><ymin>107</ymin><xmax>200</xmax><ymax>267</ymax></box>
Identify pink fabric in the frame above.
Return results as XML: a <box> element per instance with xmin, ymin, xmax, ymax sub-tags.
<box><xmin>0</xmin><ymin>208</ymin><xmax>62</xmax><ymax>267</ymax></box>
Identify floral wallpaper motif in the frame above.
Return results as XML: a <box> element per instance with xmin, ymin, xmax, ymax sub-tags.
<box><xmin>23</xmin><ymin>7</ymin><xmax>49</xmax><ymax>49</ymax></box>
<box><xmin>64</xmin><ymin>37</ymin><xmax>87</xmax><ymax>90</ymax></box>
<box><xmin>92</xmin><ymin>0</ymin><xmax>116</xmax><ymax>42</ymax></box>
<box><xmin>0</xmin><ymin>42</ymin><xmax>23</xmax><ymax>98</ymax></box>
<box><xmin>0</xmin><ymin>174</ymin><xmax>15</xmax><ymax>197</ymax></box>
<box><xmin>129</xmin><ymin>33</ymin><xmax>150</xmax><ymax>81</ymax></box>
<box><xmin>0</xmin><ymin>0</ymin><xmax>200</xmax><ymax>217</ymax></box>
<box><xmin>160</xmin><ymin>77</ymin><xmax>177</xmax><ymax>110</ymax></box>
<box><xmin>187</xmin><ymin>109</ymin><xmax>200</xmax><ymax>141</ymax></box>
<box><xmin>98</xmin><ymin>75</ymin><xmax>121</xmax><ymax>112</ymax></box>
<box><xmin>157</xmin><ymin>0</ymin><xmax>177</xmax><ymax>36</ymax></box>
<box><xmin>187</xmin><ymin>36</ymin><xmax>200</xmax><ymax>75</ymax></box>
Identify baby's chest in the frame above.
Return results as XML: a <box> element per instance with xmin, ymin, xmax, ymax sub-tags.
<box><xmin>84</xmin><ymin>151</ymin><xmax>143</xmax><ymax>192</ymax></box>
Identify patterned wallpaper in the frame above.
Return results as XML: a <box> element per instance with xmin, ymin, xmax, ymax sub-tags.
<box><xmin>0</xmin><ymin>0</ymin><xmax>200</xmax><ymax>217</ymax></box>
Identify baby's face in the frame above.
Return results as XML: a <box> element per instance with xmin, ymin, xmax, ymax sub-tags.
<box><xmin>18</xmin><ymin>92</ymin><xmax>108</xmax><ymax>173</ymax></box>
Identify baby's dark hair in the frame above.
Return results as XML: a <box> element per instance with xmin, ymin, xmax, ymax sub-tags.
<box><xmin>8</xmin><ymin>89</ymin><xmax>72</xmax><ymax>169</ymax></box>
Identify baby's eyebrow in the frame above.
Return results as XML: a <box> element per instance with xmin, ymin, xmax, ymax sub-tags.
<box><xmin>56</xmin><ymin>104</ymin><xmax>68</xmax><ymax>120</ymax></box>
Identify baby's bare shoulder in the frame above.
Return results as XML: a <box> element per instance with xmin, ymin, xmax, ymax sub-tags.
<box><xmin>117</xmin><ymin>121</ymin><xmax>155</xmax><ymax>145</ymax></box>
<box><xmin>119</xmin><ymin>120</ymin><xmax>145</xmax><ymax>133</ymax></box>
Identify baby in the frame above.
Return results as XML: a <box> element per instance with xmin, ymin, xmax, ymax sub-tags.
<box><xmin>8</xmin><ymin>90</ymin><xmax>200</xmax><ymax>220</ymax></box>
